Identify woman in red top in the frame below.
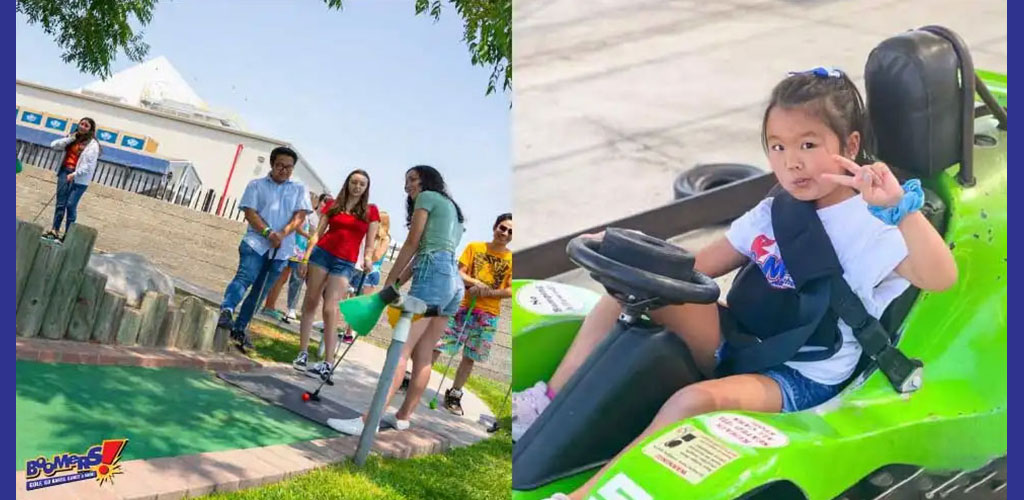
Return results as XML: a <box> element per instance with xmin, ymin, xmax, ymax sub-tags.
<box><xmin>294</xmin><ymin>169</ymin><xmax>380</xmax><ymax>380</ymax></box>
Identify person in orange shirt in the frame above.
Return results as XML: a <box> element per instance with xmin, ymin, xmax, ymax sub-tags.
<box><xmin>432</xmin><ymin>213</ymin><xmax>513</xmax><ymax>415</ymax></box>
<box><xmin>43</xmin><ymin>117</ymin><xmax>101</xmax><ymax>240</ymax></box>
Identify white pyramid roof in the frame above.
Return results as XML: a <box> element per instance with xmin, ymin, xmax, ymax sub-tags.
<box><xmin>76</xmin><ymin>56</ymin><xmax>208</xmax><ymax>110</ymax></box>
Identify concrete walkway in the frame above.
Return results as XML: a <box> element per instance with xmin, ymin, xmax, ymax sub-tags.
<box><xmin>252</xmin><ymin>340</ymin><xmax>496</xmax><ymax>449</ymax></box>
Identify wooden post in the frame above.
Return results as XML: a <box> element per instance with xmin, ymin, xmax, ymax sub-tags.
<box><xmin>92</xmin><ymin>291</ymin><xmax>126</xmax><ymax>344</ymax></box>
<box><xmin>16</xmin><ymin>239</ymin><xmax>65</xmax><ymax>338</ymax></box>
<box><xmin>66</xmin><ymin>270</ymin><xmax>107</xmax><ymax>341</ymax></box>
<box><xmin>158</xmin><ymin>306</ymin><xmax>182</xmax><ymax>348</ymax></box>
<box><xmin>137</xmin><ymin>292</ymin><xmax>169</xmax><ymax>347</ymax></box>
<box><xmin>213</xmin><ymin>325</ymin><xmax>231</xmax><ymax>352</ymax></box>
<box><xmin>15</xmin><ymin>221</ymin><xmax>43</xmax><ymax>307</ymax></box>
<box><xmin>175</xmin><ymin>297</ymin><xmax>205</xmax><ymax>350</ymax></box>
<box><xmin>196</xmin><ymin>306</ymin><xmax>219</xmax><ymax>351</ymax></box>
<box><xmin>116</xmin><ymin>307</ymin><xmax>143</xmax><ymax>346</ymax></box>
<box><xmin>41</xmin><ymin>225</ymin><xmax>98</xmax><ymax>339</ymax></box>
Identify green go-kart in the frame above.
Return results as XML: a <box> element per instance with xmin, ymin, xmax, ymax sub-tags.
<box><xmin>510</xmin><ymin>26</ymin><xmax>1006</xmax><ymax>500</ymax></box>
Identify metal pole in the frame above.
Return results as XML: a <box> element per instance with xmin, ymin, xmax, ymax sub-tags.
<box><xmin>354</xmin><ymin>297</ymin><xmax>424</xmax><ymax>466</ymax></box>
<box><xmin>219</xmin><ymin>144</ymin><xmax>244</xmax><ymax>216</ymax></box>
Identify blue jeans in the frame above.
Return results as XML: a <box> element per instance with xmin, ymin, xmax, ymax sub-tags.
<box><xmin>221</xmin><ymin>241</ymin><xmax>287</xmax><ymax>332</ymax></box>
<box><xmin>52</xmin><ymin>168</ymin><xmax>88</xmax><ymax>232</ymax></box>
<box><xmin>285</xmin><ymin>260</ymin><xmax>304</xmax><ymax>311</ymax></box>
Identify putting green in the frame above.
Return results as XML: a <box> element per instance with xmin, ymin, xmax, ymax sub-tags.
<box><xmin>16</xmin><ymin>361</ymin><xmax>336</xmax><ymax>470</ymax></box>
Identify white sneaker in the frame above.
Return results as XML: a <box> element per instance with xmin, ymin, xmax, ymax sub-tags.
<box><xmin>383</xmin><ymin>413</ymin><xmax>411</xmax><ymax>431</ymax></box>
<box><xmin>544</xmin><ymin>494</ymin><xmax>570</xmax><ymax>500</ymax></box>
<box><xmin>327</xmin><ymin>416</ymin><xmax>378</xmax><ymax>435</ymax></box>
<box><xmin>511</xmin><ymin>381</ymin><xmax>553</xmax><ymax>442</ymax></box>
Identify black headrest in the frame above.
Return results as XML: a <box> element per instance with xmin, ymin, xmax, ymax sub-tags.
<box><xmin>865</xmin><ymin>30</ymin><xmax>963</xmax><ymax>176</ymax></box>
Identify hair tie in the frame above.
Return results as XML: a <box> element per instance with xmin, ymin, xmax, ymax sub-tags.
<box><xmin>788</xmin><ymin>66</ymin><xmax>844</xmax><ymax>79</ymax></box>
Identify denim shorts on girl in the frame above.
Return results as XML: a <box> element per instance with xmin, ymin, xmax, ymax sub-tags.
<box><xmin>362</xmin><ymin>269</ymin><xmax>381</xmax><ymax>287</ymax></box>
<box><xmin>308</xmin><ymin>246</ymin><xmax>359</xmax><ymax>279</ymax></box>
<box><xmin>715</xmin><ymin>306</ymin><xmax>845</xmax><ymax>413</ymax></box>
<box><xmin>409</xmin><ymin>251</ymin><xmax>464</xmax><ymax>317</ymax></box>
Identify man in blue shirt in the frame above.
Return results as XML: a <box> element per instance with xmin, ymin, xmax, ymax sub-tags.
<box><xmin>217</xmin><ymin>146</ymin><xmax>312</xmax><ymax>350</ymax></box>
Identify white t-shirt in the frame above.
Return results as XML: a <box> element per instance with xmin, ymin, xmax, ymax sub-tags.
<box><xmin>725</xmin><ymin>195</ymin><xmax>911</xmax><ymax>385</ymax></box>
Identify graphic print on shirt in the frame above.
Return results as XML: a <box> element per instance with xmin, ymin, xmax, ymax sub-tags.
<box><xmin>472</xmin><ymin>252</ymin><xmax>511</xmax><ymax>289</ymax></box>
<box><xmin>750</xmin><ymin>234</ymin><xmax>795</xmax><ymax>289</ymax></box>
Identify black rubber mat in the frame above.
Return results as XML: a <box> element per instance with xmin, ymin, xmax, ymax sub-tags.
<box><xmin>217</xmin><ymin>369</ymin><xmax>373</xmax><ymax>429</ymax></box>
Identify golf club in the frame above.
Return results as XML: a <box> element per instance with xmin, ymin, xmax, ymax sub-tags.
<box><xmin>302</xmin><ymin>272</ymin><xmax>368</xmax><ymax>401</ymax></box>
<box><xmin>31</xmin><ymin>191</ymin><xmax>58</xmax><ymax>224</ymax></box>
<box><xmin>429</xmin><ymin>296</ymin><xmax>478</xmax><ymax>410</ymax></box>
<box><xmin>485</xmin><ymin>383</ymin><xmax>513</xmax><ymax>433</ymax></box>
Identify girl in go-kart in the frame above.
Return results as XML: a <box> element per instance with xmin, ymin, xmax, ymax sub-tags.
<box><xmin>517</xmin><ymin>68</ymin><xmax>959</xmax><ymax>500</ymax></box>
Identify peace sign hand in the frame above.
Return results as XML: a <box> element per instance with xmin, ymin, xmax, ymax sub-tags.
<box><xmin>822</xmin><ymin>155</ymin><xmax>905</xmax><ymax>208</ymax></box>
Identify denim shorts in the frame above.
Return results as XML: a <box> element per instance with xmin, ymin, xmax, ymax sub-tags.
<box><xmin>308</xmin><ymin>246</ymin><xmax>359</xmax><ymax>279</ymax></box>
<box><xmin>362</xmin><ymin>270</ymin><xmax>381</xmax><ymax>287</ymax></box>
<box><xmin>714</xmin><ymin>306</ymin><xmax>844</xmax><ymax>413</ymax></box>
<box><xmin>714</xmin><ymin>341</ymin><xmax>842</xmax><ymax>412</ymax></box>
<box><xmin>409</xmin><ymin>251</ymin><xmax>463</xmax><ymax>317</ymax></box>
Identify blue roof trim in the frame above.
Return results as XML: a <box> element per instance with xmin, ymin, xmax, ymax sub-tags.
<box><xmin>16</xmin><ymin>125</ymin><xmax>169</xmax><ymax>174</ymax></box>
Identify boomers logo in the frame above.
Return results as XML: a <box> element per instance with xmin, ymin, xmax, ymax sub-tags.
<box><xmin>24</xmin><ymin>439</ymin><xmax>128</xmax><ymax>491</ymax></box>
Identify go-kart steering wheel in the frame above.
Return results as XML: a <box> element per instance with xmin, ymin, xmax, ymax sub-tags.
<box><xmin>567</xmin><ymin>228</ymin><xmax>720</xmax><ymax>308</ymax></box>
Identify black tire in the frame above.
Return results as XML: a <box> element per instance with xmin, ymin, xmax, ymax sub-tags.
<box><xmin>673</xmin><ymin>163</ymin><xmax>765</xmax><ymax>200</ymax></box>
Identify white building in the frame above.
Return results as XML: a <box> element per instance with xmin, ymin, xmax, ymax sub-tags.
<box><xmin>15</xmin><ymin>57</ymin><xmax>330</xmax><ymax>203</ymax></box>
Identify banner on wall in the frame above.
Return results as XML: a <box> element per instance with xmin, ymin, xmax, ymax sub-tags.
<box><xmin>44</xmin><ymin>115</ymin><xmax>68</xmax><ymax>132</ymax></box>
<box><xmin>16</xmin><ymin>106</ymin><xmax>158</xmax><ymax>154</ymax></box>
<box><xmin>96</xmin><ymin>129</ymin><xmax>119</xmax><ymax>144</ymax></box>
<box><xmin>120</xmin><ymin>134</ymin><xmax>145</xmax><ymax>150</ymax></box>
<box><xmin>19</xmin><ymin>110</ymin><xmax>42</xmax><ymax>126</ymax></box>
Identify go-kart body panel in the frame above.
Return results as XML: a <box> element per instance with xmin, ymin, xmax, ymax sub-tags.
<box><xmin>511</xmin><ymin>115</ymin><xmax>1006</xmax><ymax>499</ymax></box>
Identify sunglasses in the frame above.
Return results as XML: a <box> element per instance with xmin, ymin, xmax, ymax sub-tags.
<box><xmin>497</xmin><ymin>225</ymin><xmax>512</xmax><ymax>235</ymax></box>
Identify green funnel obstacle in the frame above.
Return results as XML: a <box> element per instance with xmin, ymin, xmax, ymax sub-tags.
<box><xmin>511</xmin><ymin>27</ymin><xmax>1007</xmax><ymax>500</ymax></box>
<box><xmin>335</xmin><ymin>284</ymin><xmax>428</xmax><ymax>466</ymax></box>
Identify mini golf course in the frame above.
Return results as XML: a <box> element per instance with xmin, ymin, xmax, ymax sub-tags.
<box><xmin>16</xmin><ymin>361</ymin><xmax>337</xmax><ymax>470</ymax></box>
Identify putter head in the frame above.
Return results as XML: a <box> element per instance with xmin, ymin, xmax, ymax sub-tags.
<box><xmin>309</xmin><ymin>392</ymin><xmax>321</xmax><ymax>402</ymax></box>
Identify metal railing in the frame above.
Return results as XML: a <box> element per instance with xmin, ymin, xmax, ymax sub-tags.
<box><xmin>17</xmin><ymin>140</ymin><xmax>246</xmax><ymax>222</ymax></box>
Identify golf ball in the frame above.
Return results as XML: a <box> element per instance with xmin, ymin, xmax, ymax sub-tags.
<box><xmin>302</xmin><ymin>393</ymin><xmax>311</xmax><ymax>402</ymax></box>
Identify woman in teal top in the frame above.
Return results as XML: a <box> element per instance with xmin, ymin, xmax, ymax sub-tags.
<box><xmin>328</xmin><ymin>165</ymin><xmax>466</xmax><ymax>436</ymax></box>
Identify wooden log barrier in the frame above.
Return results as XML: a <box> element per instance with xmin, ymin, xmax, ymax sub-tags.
<box><xmin>15</xmin><ymin>221</ymin><xmax>43</xmax><ymax>307</ymax></box>
<box><xmin>196</xmin><ymin>306</ymin><xmax>219</xmax><ymax>351</ymax></box>
<box><xmin>41</xmin><ymin>225</ymin><xmax>98</xmax><ymax>339</ymax></box>
<box><xmin>175</xmin><ymin>297</ymin><xmax>205</xmax><ymax>350</ymax></box>
<box><xmin>67</xmin><ymin>270</ymin><xmax>108</xmax><ymax>341</ymax></box>
<box><xmin>92</xmin><ymin>291</ymin><xmax>126</xmax><ymax>344</ymax></box>
<box><xmin>137</xmin><ymin>292</ymin><xmax>170</xmax><ymax>347</ymax></box>
<box><xmin>116</xmin><ymin>308</ymin><xmax>143</xmax><ymax>346</ymax></box>
<box><xmin>16</xmin><ymin>239</ymin><xmax>65</xmax><ymax>338</ymax></box>
<box><xmin>158</xmin><ymin>306</ymin><xmax>182</xmax><ymax>348</ymax></box>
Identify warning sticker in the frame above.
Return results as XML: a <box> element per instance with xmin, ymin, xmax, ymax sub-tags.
<box><xmin>707</xmin><ymin>414</ymin><xmax>789</xmax><ymax>448</ymax></box>
<box><xmin>516</xmin><ymin>281</ymin><xmax>591</xmax><ymax>316</ymax></box>
<box><xmin>642</xmin><ymin>426</ymin><xmax>740</xmax><ymax>484</ymax></box>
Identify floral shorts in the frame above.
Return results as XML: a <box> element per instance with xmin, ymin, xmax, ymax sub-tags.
<box><xmin>435</xmin><ymin>307</ymin><xmax>499</xmax><ymax>362</ymax></box>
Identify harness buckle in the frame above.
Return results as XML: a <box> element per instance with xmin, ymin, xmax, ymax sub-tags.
<box><xmin>875</xmin><ymin>345</ymin><xmax>924</xmax><ymax>393</ymax></box>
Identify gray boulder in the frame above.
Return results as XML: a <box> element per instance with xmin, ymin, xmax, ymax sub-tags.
<box><xmin>87</xmin><ymin>252</ymin><xmax>176</xmax><ymax>307</ymax></box>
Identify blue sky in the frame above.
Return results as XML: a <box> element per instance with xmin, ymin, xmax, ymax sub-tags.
<box><xmin>16</xmin><ymin>1</ymin><xmax>511</xmax><ymax>247</ymax></box>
